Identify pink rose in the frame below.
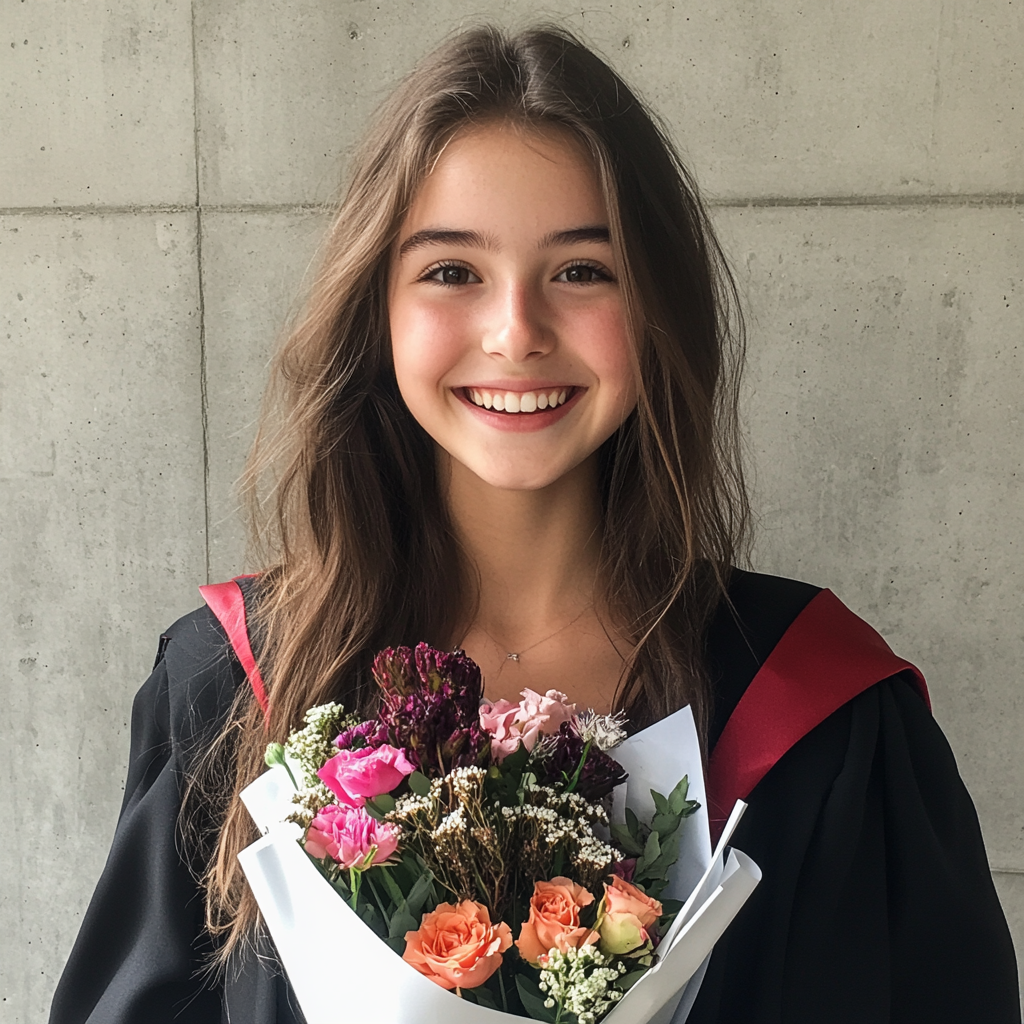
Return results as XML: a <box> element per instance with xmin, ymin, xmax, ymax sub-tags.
<box><xmin>304</xmin><ymin>804</ymin><xmax>400</xmax><ymax>868</ymax></box>
<box><xmin>519</xmin><ymin>688</ymin><xmax>577</xmax><ymax>733</ymax></box>
<box><xmin>317</xmin><ymin>744</ymin><xmax>416</xmax><ymax>807</ymax></box>
<box><xmin>479</xmin><ymin>689</ymin><xmax>577</xmax><ymax>762</ymax></box>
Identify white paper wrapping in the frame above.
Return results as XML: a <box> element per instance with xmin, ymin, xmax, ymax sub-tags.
<box><xmin>239</xmin><ymin>706</ymin><xmax>760</xmax><ymax>1024</ymax></box>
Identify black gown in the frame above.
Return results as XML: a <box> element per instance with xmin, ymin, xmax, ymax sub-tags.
<box><xmin>50</xmin><ymin>571</ymin><xmax>1020</xmax><ymax>1023</ymax></box>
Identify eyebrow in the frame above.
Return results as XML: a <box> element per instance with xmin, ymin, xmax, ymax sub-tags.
<box><xmin>397</xmin><ymin>225</ymin><xmax>611</xmax><ymax>259</ymax></box>
<box><xmin>538</xmin><ymin>226</ymin><xmax>611</xmax><ymax>248</ymax></box>
<box><xmin>398</xmin><ymin>229</ymin><xmax>493</xmax><ymax>258</ymax></box>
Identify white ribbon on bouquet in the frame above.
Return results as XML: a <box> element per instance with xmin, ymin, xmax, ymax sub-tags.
<box><xmin>239</xmin><ymin>705</ymin><xmax>760</xmax><ymax>1024</ymax></box>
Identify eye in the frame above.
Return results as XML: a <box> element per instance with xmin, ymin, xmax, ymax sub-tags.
<box><xmin>421</xmin><ymin>262</ymin><xmax>481</xmax><ymax>287</ymax></box>
<box><xmin>554</xmin><ymin>262</ymin><xmax>612</xmax><ymax>285</ymax></box>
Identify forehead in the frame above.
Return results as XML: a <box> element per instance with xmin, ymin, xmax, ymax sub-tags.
<box><xmin>400</xmin><ymin>123</ymin><xmax>608</xmax><ymax>238</ymax></box>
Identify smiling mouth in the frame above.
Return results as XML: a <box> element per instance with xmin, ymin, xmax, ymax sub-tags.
<box><xmin>461</xmin><ymin>386</ymin><xmax>578</xmax><ymax>414</ymax></box>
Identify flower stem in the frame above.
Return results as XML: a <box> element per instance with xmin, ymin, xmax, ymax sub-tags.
<box><xmin>348</xmin><ymin>867</ymin><xmax>363</xmax><ymax>912</ymax></box>
<box><xmin>565</xmin><ymin>739</ymin><xmax>593</xmax><ymax>794</ymax></box>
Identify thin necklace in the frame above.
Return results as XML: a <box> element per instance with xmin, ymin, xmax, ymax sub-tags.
<box><xmin>464</xmin><ymin>602</ymin><xmax>594</xmax><ymax>667</ymax></box>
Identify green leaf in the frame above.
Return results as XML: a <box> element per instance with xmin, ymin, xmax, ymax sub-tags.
<box><xmin>651</xmin><ymin>789</ymin><xmax>671</xmax><ymax>816</ymax></box>
<box><xmin>388</xmin><ymin>907</ymin><xmax>418</xmax><ymax>941</ymax></box>
<box><xmin>502</xmin><ymin>742</ymin><xmax>531</xmax><ymax>775</ymax></box>
<box><xmin>377</xmin><ymin>866</ymin><xmax>406</xmax><ymax>906</ymax></box>
<box><xmin>404</xmin><ymin>870</ymin><xmax>436</xmax><ymax>917</ymax></box>
<box><xmin>667</xmin><ymin>775</ymin><xmax>689</xmax><ymax>813</ymax></box>
<box><xmin>408</xmin><ymin>771</ymin><xmax>432</xmax><ymax>797</ymax></box>
<box><xmin>636</xmin><ymin>830</ymin><xmax>661</xmax><ymax>875</ymax></box>
<box><xmin>466</xmin><ymin>986</ymin><xmax>499</xmax><ymax>1010</ymax></box>
<box><xmin>369</xmin><ymin>793</ymin><xmax>396</xmax><ymax>815</ymax></box>
<box><xmin>611</xmin><ymin>823</ymin><xmax>644</xmax><ymax>858</ymax></box>
<box><xmin>625</xmin><ymin>807</ymin><xmax>640</xmax><ymax>837</ymax></box>
<box><xmin>615</xmin><ymin>968</ymin><xmax>649</xmax><ymax>992</ymax></box>
<box><xmin>515</xmin><ymin>976</ymin><xmax>559</xmax><ymax>1022</ymax></box>
<box><xmin>668</xmin><ymin>776</ymin><xmax>700</xmax><ymax>818</ymax></box>
<box><xmin>650</xmin><ymin>812</ymin><xmax>682</xmax><ymax>837</ymax></box>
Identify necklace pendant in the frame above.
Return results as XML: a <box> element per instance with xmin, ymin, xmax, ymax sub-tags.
<box><xmin>506</xmin><ymin>652</ymin><xmax>520</xmax><ymax>662</ymax></box>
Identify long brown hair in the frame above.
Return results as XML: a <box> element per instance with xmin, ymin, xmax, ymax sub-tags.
<box><xmin>189</xmin><ymin>23</ymin><xmax>749</xmax><ymax>963</ymax></box>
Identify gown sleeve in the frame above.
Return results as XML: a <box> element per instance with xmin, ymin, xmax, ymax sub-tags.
<box><xmin>689</xmin><ymin>673</ymin><xmax>1021</xmax><ymax>1024</ymax></box>
<box><xmin>49</xmin><ymin>656</ymin><xmax>222</xmax><ymax>1024</ymax></box>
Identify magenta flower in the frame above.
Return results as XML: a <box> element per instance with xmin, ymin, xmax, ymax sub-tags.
<box><xmin>317</xmin><ymin>744</ymin><xmax>416</xmax><ymax>808</ymax></box>
<box><xmin>304</xmin><ymin>804</ymin><xmax>400</xmax><ymax>868</ymax></box>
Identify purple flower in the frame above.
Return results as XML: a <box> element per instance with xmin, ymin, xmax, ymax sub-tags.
<box><xmin>334</xmin><ymin>719</ymin><xmax>377</xmax><ymax>751</ymax></box>
<box><xmin>537</xmin><ymin>722</ymin><xmax>629</xmax><ymax>801</ymax></box>
<box><xmin>370</xmin><ymin>644</ymin><xmax>490</xmax><ymax>776</ymax></box>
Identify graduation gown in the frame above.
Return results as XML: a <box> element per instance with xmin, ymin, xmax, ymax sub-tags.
<box><xmin>49</xmin><ymin>571</ymin><xmax>1020</xmax><ymax>1023</ymax></box>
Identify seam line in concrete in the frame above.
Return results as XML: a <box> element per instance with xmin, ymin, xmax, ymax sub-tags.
<box><xmin>707</xmin><ymin>193</ymin><xmax>1022</xmax><ymax>208</ymax></box>
<box><xmin>992</xmin><ymin>866</ymin><xmax>1024</xmax><ymax>876</ymax></box>
<box><xmin>0</xmin><ymin>195</ymin><xmax>1020</xmax><ymax>217</ymax></box>
<box><xmin>191</xmin><ymin>0</ymin><xmax>211</xmax><ymax>585</ymax></box>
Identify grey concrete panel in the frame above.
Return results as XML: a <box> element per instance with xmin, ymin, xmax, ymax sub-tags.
<box><xmin>0</xmin><ymin>213</ymin><xmax>205</xmax><ymax>1018</ymax></box>
<box><xmin>714</xmin><ymin>203</ymin><xmax>1024</xmax><ymax>869</ymax></box>
<box><xmin>1</xmin><ymin>0</ymin><xmax>196</xmax><ymax>207</ymax></box>
<box><xmin>201</xmin><ymin>209</ymin><xmax>329</xmax><ymax>582</ymax></box>
<box><xmin>194</xmin><ymin>0</ymin><xmax>1022</xmax><ymax>205</ymax></box>
<box><xmin>993</xmin><ymin>872</ymin><xmax>1024</xmax><ymax>1016</ymax></box>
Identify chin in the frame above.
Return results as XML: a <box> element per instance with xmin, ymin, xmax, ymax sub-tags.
<box><xmin>456</xmin><ymin>454</ymin><xmax>581</xmax><ymax>492</ymax></box>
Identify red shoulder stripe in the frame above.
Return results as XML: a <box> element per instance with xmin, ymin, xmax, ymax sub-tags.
<box><xmin>706</xmin><ymin>588</ymin><xmax>928</xmax><ymax>841</ymax></box>
<box><xmin>199</xmin><ymin>576</ymin><xmax>269</xmax><ymax>719</ymax></box>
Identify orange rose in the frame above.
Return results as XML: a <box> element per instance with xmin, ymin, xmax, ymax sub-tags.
<box><xmin>596</xmin><ymin>876</ymin><xmax>663</xmax><ymax>956</ymax></box>
<box><xmin>515</xmin><ymin>877</ymin><xmax>599</xmax><ymax>965</ymax></box>
<box><xmin>403</xmin><ymin>900</ymin><xmax>512</xmax><ymax>990</ymax></box>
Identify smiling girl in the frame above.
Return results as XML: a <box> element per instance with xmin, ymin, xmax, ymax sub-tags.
<box><xmin>51</xmin><ymin>24</ymin><xmax>1018</xmax><ymax>1024</ymax></box>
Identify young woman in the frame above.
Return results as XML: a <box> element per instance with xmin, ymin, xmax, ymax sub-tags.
<box><xmin>51</xmin><ymin>25</ymin><xmax>1019</xmax><ymax>1024</ymax></box>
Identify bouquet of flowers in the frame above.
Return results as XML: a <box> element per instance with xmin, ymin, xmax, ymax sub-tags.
<box><xmin>239</xmin><ymin>644</ymin><xmax>759</xmax><ymax>1024</ymax></box>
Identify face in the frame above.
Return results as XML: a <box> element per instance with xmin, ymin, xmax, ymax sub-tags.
<box><xmin>388</xmin><ymin>124</ymin><xmax>638</xmax><ymax>491</ymax></box>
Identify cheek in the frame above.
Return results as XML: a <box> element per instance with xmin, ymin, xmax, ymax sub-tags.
<box><xmin>569</xmin><ymin>303</ymin><xmax>637</xmax><ymax>407</ymax></box>
<box><xmin>389</xmin><ymin>296</ymin><xmax>466</xmax><ymax>400</ymax></box>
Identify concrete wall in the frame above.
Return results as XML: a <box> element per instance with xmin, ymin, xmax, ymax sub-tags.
<box><xmin>2</xmin><ymin>2</ymin><xmax>1020</xmax><ymax>1020</ymax></box>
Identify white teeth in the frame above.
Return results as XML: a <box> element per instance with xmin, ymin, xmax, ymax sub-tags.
<box><xmin>466</xmin><ymin>387</ymin><xmax>572</xmax><ymax>413</ymax></box>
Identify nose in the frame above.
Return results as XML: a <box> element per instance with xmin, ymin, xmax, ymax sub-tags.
<box><xmin>481</xmin><ymin>280</ymin><xmax>554</xmax><ymax>363</ymax></box>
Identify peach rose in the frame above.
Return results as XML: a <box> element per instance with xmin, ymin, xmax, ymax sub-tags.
<box><xmin>596</xmin><ymin>876</ymin><xmax>663</xmax><ymax>956</ymax></box>
<box><xmin>515</xmin><ymin>877</ymin><xmax>598</xmax><ymax>965</ymax></box>
<box><xmin>403</xmin><ymin>900</ymin><xmax>512</xmax><ymax>990</ymax></box>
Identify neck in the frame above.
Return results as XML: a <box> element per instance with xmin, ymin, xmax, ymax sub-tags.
<box><xmin>443</xmin><ymin>452</ymin><xmax>604</xmax><ymax>648</ymax></box>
